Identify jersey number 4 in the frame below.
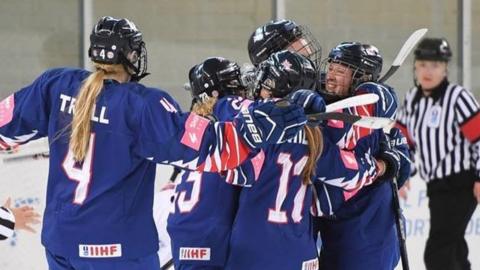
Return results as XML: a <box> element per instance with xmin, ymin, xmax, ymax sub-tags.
<box><xmin>62</xmin><ymin>134</ymin><xmax>95</xmax><ymax>205</ymax></box>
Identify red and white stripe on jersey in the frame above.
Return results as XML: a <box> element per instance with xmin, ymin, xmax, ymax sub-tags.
<box><xmin>0</xmin><ymin>94</ymin><xmax>39</xmax><ymax>150</ymax></box>
<box><xmin>342</xmin><ymin>159</ymin><xmax>378</xmax><ymax>200</ymax></box>
<box><xmin>395</xmin><ymin>121</ymin><xmax>415</xmax><ymax>147</ymax></box>
<box><xmin>339</xmin><ymin>149</ymin><xmax>359</xmax><ymax>170</ymax></box>
<box><xmin>326</xmin><ymin>109</ymin><xmax>345</xmax><ymax>129</ymax></box>
<box><xmin>345</xmin><ymin>103</ymin><xmax>374</xmax><ymax>149</ymax></box>
<box><xmin>250</xmin><ymin>150</ymin><xmax>265</xmax><ymax>180</ymax></box>
<box><xmin>460</xmin><ymin>111</ymin><xmax>480</xmax><ymax>143</ymax></box>
<box><xmin>0</xmin><ymin>131</ymin><xmax>38</xmax><ymax>151</ymax></box>
<box><xmin>0</xmin><ymin>95</ymin><xmax>14</xmax><ymax>128</ymax></box>
<box><xmin>344</xmin><ymin>153</ymin><xmax>378</xmax><ymax>195</ymax></box>
<box><xmin>198</xmin><ymin>122</ymin><xmax>250</xmax><ymax>173</ymax></box>
<box><xmin>0</xmin><ymin>139</ymin><xmax>18</xmax><ymax>152</ymax></box>
<box><xmin>225</xmin><ymin>150</ymin><xmax>265</xmax><ymax>186</ymax></box>
<box><xmin>0</xmin><ymin>94</ymin><xmax>20</xmax><ymax>151</ymax></box>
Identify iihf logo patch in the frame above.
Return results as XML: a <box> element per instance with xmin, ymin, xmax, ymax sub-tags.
<box><xmin>82</xmin><ymin>246</ymin><xmax>89</xmax><ymax>257</ymax></box>
<box><xmin>79</xmin><ymin>244</ymin><xmax>122</xmax><ymax>258</ymax></box>
<box><xmin>179</xmin><ymin>247</ymin><xmax>211</xmax><ymax>261</ymax></box>
<box><xmin>427</xmin><ymin>105</ymin><xmax>441</xmax><ymax>128</ymax></box>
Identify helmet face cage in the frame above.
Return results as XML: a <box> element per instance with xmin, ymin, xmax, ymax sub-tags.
<box><xmin>318</xmin><ymin>59</ymin><xmax>364</xmax><ymax>99</ymax></box>
<box><xmin>248</xmin><ymin>20</ymin><xmax>322</xmax><ymax>81</ymax></box>
<box><xmin>289</xmin><ymin>25</ymin><xmax>322</xmax><ymax>72</ymax></box>
<box><xmin>319</xmin><ymin>43</ymin><xmax>382</xmax><ymax>100</ymax></box>
<box><xmin>321</xmin><ymin>42</ymin><xmax>382</xmax><ymax>93</ymax></box>
<box><xmin>88</xmin><ymin>16</ymin><xmax>148</xmax><ymax>81</ymax></box>
<box><xmin>188</xmin><ymin>58</ymin><xmax>246</xmax><ymax>102</ymax></box>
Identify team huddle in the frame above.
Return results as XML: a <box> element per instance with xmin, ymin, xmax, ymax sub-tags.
<box><xmin>161</xmin><ymin>19</ymin><xmax>413</xmax><ymax>270</ymax></box>
<box><xmin>0</xmin><ymin>16</ymin><xmax>415</xmax><ymax>270</ymax></box>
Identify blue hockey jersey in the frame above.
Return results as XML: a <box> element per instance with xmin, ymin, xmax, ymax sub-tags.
<box><xmin>225</xmin><ymin>129</ymin><xmax>319</xmax><ymax>270</ymax></box>
<box><xmin>316</xmin><ymin>82</ymin><xmax>403</xmax><ymax>270</ymax></box>
<box><xmin>0</xmin><ymin>68</ymin><xmax>257</xmax><ymax>260</ymax></box>
<box><xmin>167</xmin><ymin>96</ymin><xmax>250</xmax><ymax>267</ymax></box>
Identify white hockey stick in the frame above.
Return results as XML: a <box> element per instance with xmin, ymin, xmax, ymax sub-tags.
<box><xmin>378</xmin><ymin>28</ymin><xmax>428</xmax><ymax>83</ymax></box>
<box><xmin>325</xmin><ymin>93</ymin><xmax>379</xmax><ymax>112</ymax></box>
<box><xmin>307</xmin><ymin>112</ymin><xmax>394</xmax><ymax>129</ymax></box>
<box><xmin>279</xmin><ymin>92</ymin><xmax>379</xmax><ymax>111</ymax></box>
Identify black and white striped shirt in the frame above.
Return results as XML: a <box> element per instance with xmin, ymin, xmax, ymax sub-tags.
<box><xmin>0</xmin><ymin>206</ymin><xmax>15</xmax><ymax>240</ymax></box>
<box><xmin>396</xmin><ymin>79</ymin><xmax>480</xmax><ymax>182</ymax></box>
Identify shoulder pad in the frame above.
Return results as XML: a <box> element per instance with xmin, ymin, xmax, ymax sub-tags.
<box><xmin>214</xmin><ymin>96</ymin><xmax>252</xmax><ymax>121</ymax></box>
<box><xmin>355</xmin><ymin>82</ymin><xmax>398</xmax><ymax>119</ymax></box>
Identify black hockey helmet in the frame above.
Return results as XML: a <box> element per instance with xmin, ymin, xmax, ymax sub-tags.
<box><xmin>254</xmin><ymin>50</ymin><xmax>317</xmax><ymax>98</ymax></box>
<box><xmin>89</xmin><ymin>16</ymin><xmax>148</xmax><ymax>81</ymax></box>
<box><xmin>247</xmin><ymin>19</ymin><xmax>321</xmax><ymax>69</ymax></box>
<box><xmin>414</xmin><ymin>38</ymin><xmax>452</xmax><ymax>62</ymax></box>
<box><xmin>188</xmin><ymin>57</ymin><xmax>245</xmax><ymax>102</ymax></box>
<box><xmin>327</xmin><ymin>42</ymin><xmax>383</xmax><ymax>81</ymax></box>
<box><xmin>319</xmin><ymin>42</ymin><xmax>383</xmax><ymax>97</ymax></box>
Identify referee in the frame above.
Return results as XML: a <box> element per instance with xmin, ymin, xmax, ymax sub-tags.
<box><xmin>396</xmin><ymin>37</ymin><xmax>480</xmax><ymax>270</ymax></box>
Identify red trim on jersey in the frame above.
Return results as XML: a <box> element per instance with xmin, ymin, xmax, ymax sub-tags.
<box><xmin>460</xmin><ymin>112</ymin><xmax>480</xmax><ymax>143</ymax></box>
<box><xmin>250</xmin><ymin>150</ymin><xmax>265</xmax><ymax>181</ymax></box>
<box><xmin>222</xmin><ymin>122</ymin><xmax>250</xmax><ymax>170</ymax></box>
<box><xmin>395</xmin><ymin>122</ymin><xmax>415</xmax><ymax>147</ymax></box>
<box><xmin>0</xmin><ymin>139</ymin><xmax>10</xmax><ymax>150</ymax></box>
<box><xmin>346</xmin><ymin>104</ymin><xmax>374</xmax><ymax>149</ymax></box>
<box><xmin>199</xmin><ymin>123</ymin><xmax>250</xmax><ymax>172</ymax></box>
<box><xmin>343</xmin><ymin>189</ymin><xmax>359</xmax><ymax>201</ymax></box>
<box><xmin>339</xmin><ymin>149</ymin><xmax>359</xmax><ymax>170</ymax></box>
<box><xmin>0</xmin><ymin>95</ymin><xmax>14</xmax><ymax>128</ymax></box>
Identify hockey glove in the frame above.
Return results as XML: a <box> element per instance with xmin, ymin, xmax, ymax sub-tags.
<box><xmin>377</xmin><ymin>132</ymin><xmax>401</xmax><ymax>182</ymax></box>
<box><xmin>234</xmin><ymin>100</ymin><xmax>307</xmax><ymax>148</ymax></box>
<box><xmin>288</xmin><ymin>89</ymin><xmax>326</xmax><ymax>126</ymax></box>
<box><xmin>386</xmin><ymin>127</ymin><xmax>412</xmax><ymax>188</ymax></box>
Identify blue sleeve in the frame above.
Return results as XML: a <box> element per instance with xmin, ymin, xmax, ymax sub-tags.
<box><xmin>0</xmin><ymin>69</ymin><xmax>58</xmax><ymax>148</ymax></box>
<box><xmin>135</xmin><ymin>91</ymin><xmax>252</xmax><ymax>172</ymax></box>
<box><xmin>312</xmin><ymin>133</ymin><xmax>380</xmax><ymax>217</ymax></box>
<box><xmin>355</xmin><ymin>82</ymin><xmax>399</xmax><ymax>119</ymax></box>
<box><xmin>315</xmin><ymin>133</ymin><xmax>379</xmax><ymax>192</ymax></box>
<box><xmin>213</xmin><ymin>96</ymin><xmax>253</xmax><ymax>121</ymax></box>
<box><xmin>223</xmin><ymin>149</ymin><xmax>264</xmax><ymax>187</ymax></box>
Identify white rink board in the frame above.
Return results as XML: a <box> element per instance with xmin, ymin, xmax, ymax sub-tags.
<box><xmin>395</xmin><ymin>176</ymin><xmax>480</xmax><ymax>270</ymax></box>
<box><xmin>0</xmin><ymin>141</ymin><xmax>479</xmax><ymax>270</ymax></box>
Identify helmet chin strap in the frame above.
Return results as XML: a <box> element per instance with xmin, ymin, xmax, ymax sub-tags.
<box><xmin>119</xmin><ymin>43</ymin><xmax>150</xmax><ymax>82</ymax></box>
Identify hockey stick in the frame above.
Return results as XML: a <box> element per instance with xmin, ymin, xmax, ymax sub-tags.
<box><xmin>307</xmin><ymin>112</ymin><xmax>394</xmax><ymax>129</ymax></box>
<box><xmin>160</xmin><ymin>258</ymin><xmax>174</xmax><ymax>270</ymax></box>
<box><xmin>325</xmin><ymin>93</ymin><xmax>379</xmax><ymax>112</ymax></box>
<box><xmin>279</xmin><ymin>93</ymin><xmax>379</xmax><ymax>112</ymax></box>
<box><xmin>2</xmin><ymin>151</ymin><xmax>50</xmax><ymax>164</ymax></box>
<box><xmin>378</xmin><ymin>28</ymin><xmax>428</xmax><ymax>83</ymax></box>
<box><xmin>169</xmin><ymin>167</ymin><xmax>182</xmax><ymax>182</ymax></box>
<box><xmin>391</xmin><ymin>176</ymin><xmax>410</xmax><ymax>270</ymax></box>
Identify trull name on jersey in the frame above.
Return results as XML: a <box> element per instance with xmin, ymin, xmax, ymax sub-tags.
<box><xmin>59</xmin><ymin>94</ymin><xmax>110</xmax><ymax>124</ymax></box>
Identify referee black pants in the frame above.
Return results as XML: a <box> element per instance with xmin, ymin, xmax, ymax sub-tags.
<box><xmin>424</xmin><ymin>171</ymin><xmax>477</xmax><ymax>270</ymax></box>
